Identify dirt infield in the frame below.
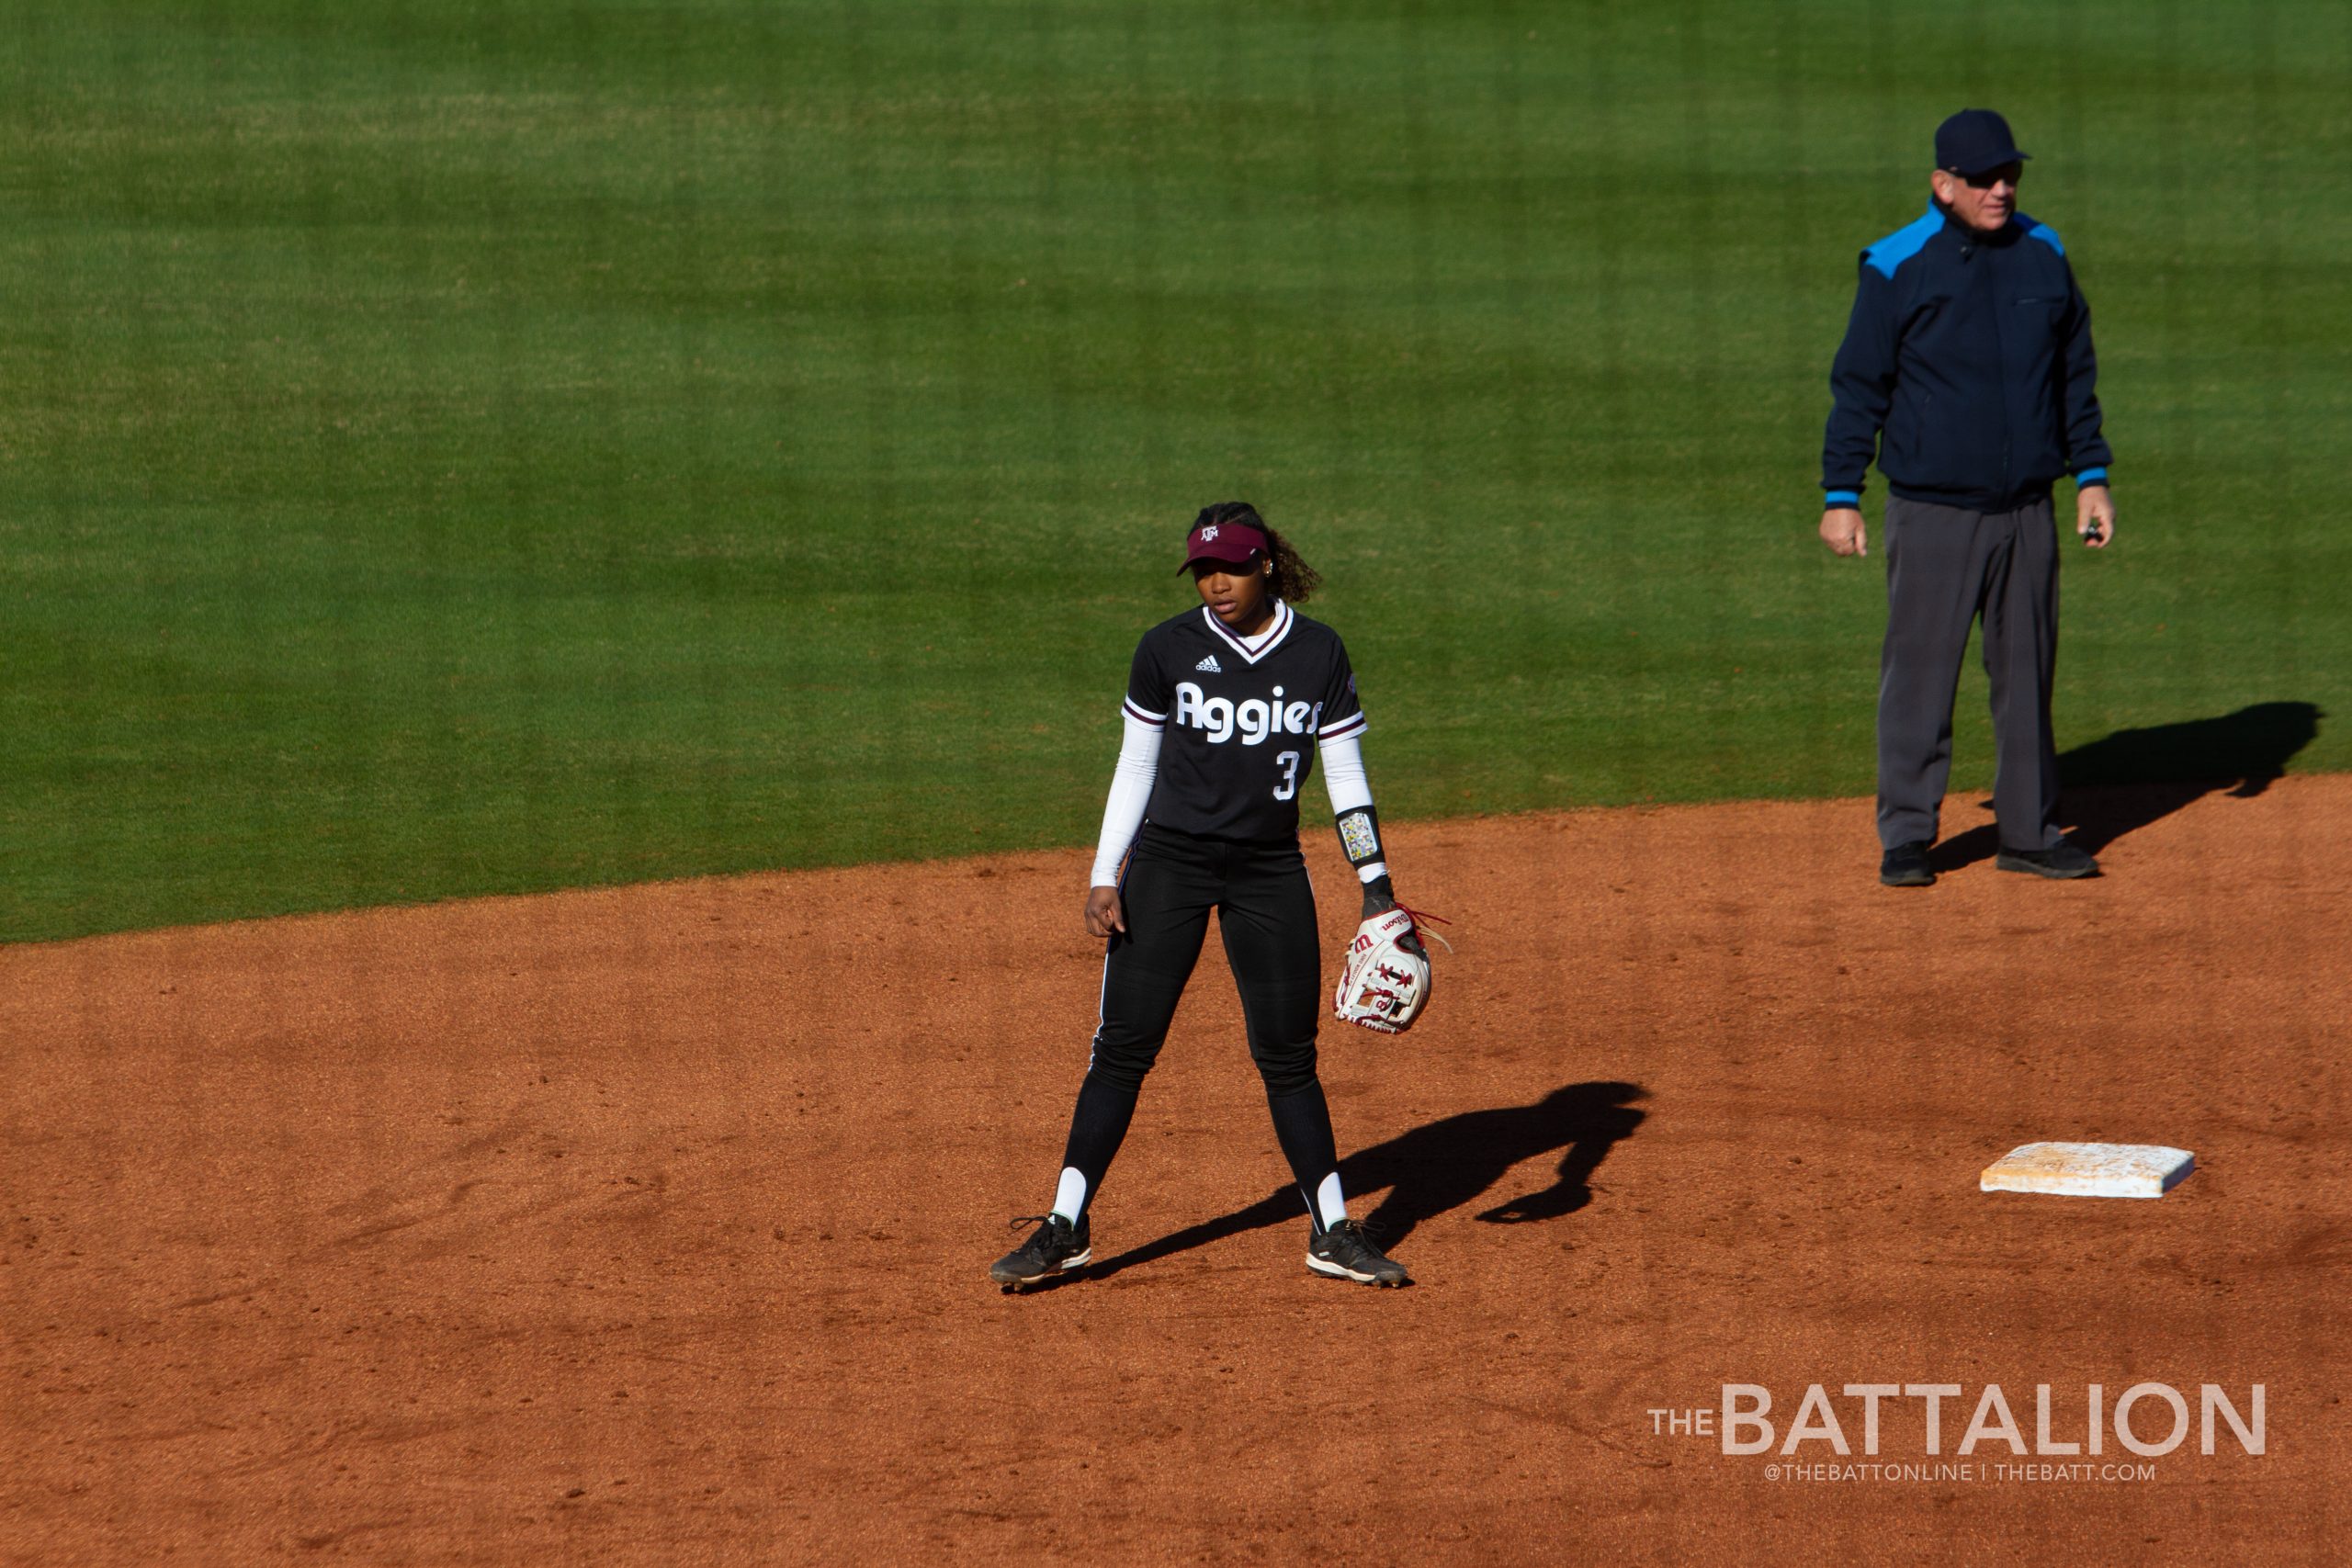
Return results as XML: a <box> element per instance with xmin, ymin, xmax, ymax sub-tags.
<box><xmin>5</xmin><ymin>776</ymin><xmax>2348</xmax><ymax>1564</ymax></box>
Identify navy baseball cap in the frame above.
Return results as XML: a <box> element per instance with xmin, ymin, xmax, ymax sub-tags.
<box><xmin>1935</xmin><ymin>108</ymin><xmax>2030</xmax><ymax>175</ymax></box>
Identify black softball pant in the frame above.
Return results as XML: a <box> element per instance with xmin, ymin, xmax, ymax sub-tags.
<box><xmin>1057</xmin><ymin>823</ymin><xmax>1340</xmax><ymax>1227</ymax></box>
<box><xmin>1092</xmin><ymin>823</ymin><xmax>1323</xmax><ymax>1094</ymax></box>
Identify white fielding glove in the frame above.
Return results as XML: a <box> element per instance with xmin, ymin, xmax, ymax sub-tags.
<box><xmin>1334</xmin><ymin>908</ymin><xmax>1442</xmax><ymax>1034</ymax></box>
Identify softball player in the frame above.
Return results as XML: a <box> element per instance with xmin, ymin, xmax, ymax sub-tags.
<box><xmin>992</xmin><ymin>502</ymin><xmax>1417</xmax><ymax>1291</ymax></box>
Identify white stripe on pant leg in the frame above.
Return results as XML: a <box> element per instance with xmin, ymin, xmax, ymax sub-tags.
<box><xmin>1087</xmin><ymin>852</ymin><xmax>1135</xmax><ymax>1075</ymax></box>
<box><xmin>1088</xmin><ymin>943</ymin><xmax>1110</xmax><ymax>1076</ymax></box>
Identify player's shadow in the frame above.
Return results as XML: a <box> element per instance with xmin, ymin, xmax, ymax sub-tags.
<box><xmin>1086</xmin><ymin>1080</ymin><xmax>1647</xmax><ymax>1280</ymax></box>
<box><xmin>1933</xmin><ymin>700</ymin><xmax>2322</xmax><ymax>871</ymax></box>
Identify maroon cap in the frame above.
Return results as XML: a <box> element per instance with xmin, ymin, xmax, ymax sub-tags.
<box><xmin>1178</xmin><ymin>519</ymin><xmax>1269</xmax><ymax>572</ymax></box>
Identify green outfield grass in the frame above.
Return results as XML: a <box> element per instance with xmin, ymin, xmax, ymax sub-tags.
<box><xmin>4</xmin><ymin>0</ymin><xmax>2346</xmax><ymax>942</ymax></box>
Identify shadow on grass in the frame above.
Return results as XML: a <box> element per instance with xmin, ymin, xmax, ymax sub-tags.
<box><xmin>1086</xmin><ymin>1079</ymin><xmax>1648</xmax><ymax>1280</ymax></box>
<box><xmin>1933</xmin><ymin>700</ymin><xmax>2323</xmax><ymax>871</ymax></box>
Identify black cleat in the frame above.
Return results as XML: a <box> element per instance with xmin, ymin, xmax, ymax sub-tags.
<box><xmin>1306</xmin><ymin>1219</ymin><xmax>1410</xmax><ymax>1288</ymax></box>
<box><xmin>1996</xmin><ymin>840</ymin><xmax>2099</xmax><ymax>880</ymax></box>
<box><xmin>1880</xmin><ymin>840</ymin><xmax>1935</xmax><ymax>887</ymax></box>
<box><xmin>991</xmin><ymin>1213</ymin><xmax>1091</xmax><ymax>1292</ymax></box>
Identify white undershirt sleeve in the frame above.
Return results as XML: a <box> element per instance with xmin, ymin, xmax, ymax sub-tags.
<box><xmin>1317</xmin><ymin>730</ymin><xmax>1389</xmax><ymax>885</ymax></box>
<box><xmin>1089</xmin><ymin>711</ymin><xmax>1163</xmax><ymax>887</ymax></box>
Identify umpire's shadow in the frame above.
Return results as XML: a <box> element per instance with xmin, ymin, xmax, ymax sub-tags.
<box><xmin>1088</xmin><ymin>1080</ymin><xmax>1647</xmax><ymax>1280</ymax></box>
<box><xmin>1934</xmin><ymin>700</ymin><xmax>2322</xmax><ymax>871</ymax></box>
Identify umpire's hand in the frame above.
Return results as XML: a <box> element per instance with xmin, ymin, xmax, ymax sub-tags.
<box><xmin>1820</xmin><ymin>507</ymin><xmax>1868</xmax><ymax>557</ymax></box>
<box><xmin>1084</xmin><ymin>886</ymin><xmax>1126</xmax><ymax>938</ymax></box>
<box><xmin>2077</xmin><ymin>483</ymin><xmax>2116</xmax><ymax>548</ymax></box>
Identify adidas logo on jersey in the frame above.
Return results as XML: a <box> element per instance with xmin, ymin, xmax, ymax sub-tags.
<box><xmin>1194</xmin><ymin>654</ymin><xmax>1222</xmax><ymax>673</ymax></box>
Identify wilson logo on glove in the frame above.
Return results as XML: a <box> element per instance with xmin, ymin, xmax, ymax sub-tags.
<box><xmin>1333</xmin><ymin>906</ymin><xmax>1451</xmax><ymax>1035</ymax></box>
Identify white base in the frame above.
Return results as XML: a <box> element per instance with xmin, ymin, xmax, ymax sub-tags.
<box><xmin>1980</xmin><ymin>1142</ymin><xmax>2195</xmax><ymax>1200</ymax></box>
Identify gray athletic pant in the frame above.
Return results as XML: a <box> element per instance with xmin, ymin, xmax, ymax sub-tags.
<box><xmin>1877</xmin><ymin>493</ymin><xmax>2062</xmax><ymax>852</ymax></box>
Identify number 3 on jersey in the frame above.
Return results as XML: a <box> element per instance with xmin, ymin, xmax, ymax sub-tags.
<box><xmin>1272</xmin><ymin>750</ymin><xmax>1300</xmax><ymax>800</ymax></box>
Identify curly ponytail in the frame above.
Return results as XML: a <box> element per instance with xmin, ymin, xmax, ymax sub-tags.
<box><xmin>1193</xmin><ymin>501</ymin><xmax>1323</xmax><ymax>604</ymax></box>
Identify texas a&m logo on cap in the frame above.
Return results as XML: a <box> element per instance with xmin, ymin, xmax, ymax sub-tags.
<box><xmin>1180</xmin><ymin>518</ymin><xmax>1270</xmax><ymax>570</ymax></box>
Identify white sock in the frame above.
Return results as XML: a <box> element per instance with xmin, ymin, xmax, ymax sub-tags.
<box><xmin>1315</xmin><ymin>1171</ymin><xmax>1347</xmax><ymax>1229</ymax></box>
<box><xmin>1052</xmin><ymin>1167</ymin><xmax>1089</xmax><ymax>1224</ymax></box>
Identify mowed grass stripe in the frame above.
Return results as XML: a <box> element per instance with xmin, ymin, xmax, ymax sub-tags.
<box><xmin>3</xmin><ymin>0</ymin><xmax>2346</xmax><ymax>941</ymax></box>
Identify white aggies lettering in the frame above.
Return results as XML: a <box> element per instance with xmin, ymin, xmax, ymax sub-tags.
<box><xmin>1172</xmin><ymin>682</ymin><xmax>1322</xmax><ymax>746</ymax></box>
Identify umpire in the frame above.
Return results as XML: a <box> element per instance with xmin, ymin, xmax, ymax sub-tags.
<box><xmin>1820</xmin><ymin>108</ymin><xmax>2116</xmax><ymax>887</ymax></box>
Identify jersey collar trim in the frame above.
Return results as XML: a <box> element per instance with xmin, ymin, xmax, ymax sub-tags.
<box><xmin>1199</xmin><ymin>598</ymin><xmax>1294</xmax><ymax>664</ymax></box>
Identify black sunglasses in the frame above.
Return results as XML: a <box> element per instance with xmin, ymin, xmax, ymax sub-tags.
<box><xmin>1948</xmin><ymin>163</ymin><xmax>2025</xmax><ymax>189</ymax></box>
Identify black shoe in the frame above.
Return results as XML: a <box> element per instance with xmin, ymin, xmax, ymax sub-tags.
<box><xmin>1306</xmin><ymin>1219</ymin><xmax>1410</xmax><ymax>1288</ymax></box>
<box><xmin>1879</xmin><ymin>840</ymin><xmax>1935</xmax><ymax>887</ymax></box>
<box><xmin>1996</xmin><ymin>840</ymin><xmax>2099</xmax><ymax>879</ymax></box>
<box><xmin>990</xmin><ymin>1213</ymin><xmax>1091</xmax><ymax>1291</ymax></box>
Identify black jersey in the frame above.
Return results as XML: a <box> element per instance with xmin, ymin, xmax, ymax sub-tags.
<box><xmin>1121</xmin><ymin>600</ymin><xmax>1366</xmax><ymax>841</ymax></box>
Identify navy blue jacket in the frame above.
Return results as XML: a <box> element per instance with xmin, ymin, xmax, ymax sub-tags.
<box><xmin>1823</xmin><ymin>202</ymin><xmax>2110</xmax><ymax>513</ymax></box>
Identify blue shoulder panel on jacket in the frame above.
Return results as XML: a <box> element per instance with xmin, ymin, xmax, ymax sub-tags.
<box><xmin>2017</xmin><ymin>211</ymin><xmax>2064</xmax><ymax>254</ymax></box>
<box><xmin>1861</xmin><ymin>205</ymin><xmax>1943</xmax><ymax>279</ymax></box>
